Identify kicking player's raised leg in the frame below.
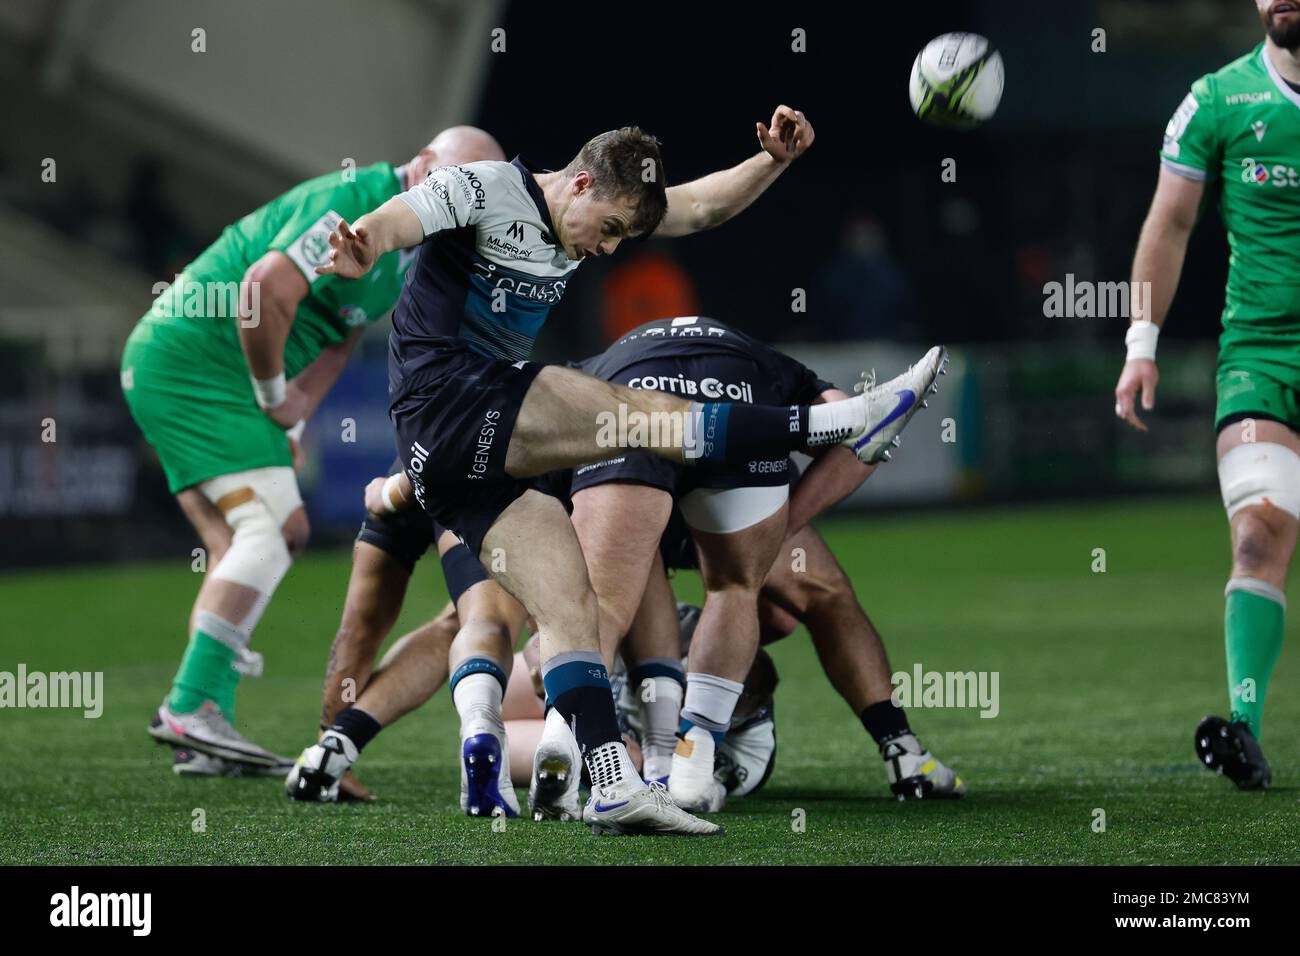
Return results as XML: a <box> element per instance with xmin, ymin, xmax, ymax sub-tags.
<box><xmin>1196</xmin><ymin>416</ymin><xmax>1300</xmax><ymax>790</ymax></box>
<box><xmin>670</xmin><ymin>493</ymin><xmax>789</xmax><ymax>812</ymax></box>
<box><xmin>503</xmin><ymin>349</ymin><xmax>947</xmax><ymax>480</ymax></box>
<box><xmin>760</xmin><ymin>525</ymin><xmax>963</xmax><ymax>799</ymax></box>
<box><xmin>482</xmin><ymin>489</ymin><xmax>720</xmax><ymax>836</ymax></box>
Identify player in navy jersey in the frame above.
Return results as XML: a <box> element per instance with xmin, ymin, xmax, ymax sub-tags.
<box><xmin>301</xmin><ymin>113</ymin><xmax>948</xmax><ymax>835</ymax></box>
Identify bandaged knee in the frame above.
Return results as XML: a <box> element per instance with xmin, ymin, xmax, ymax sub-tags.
<box><xmin>1217</xmin><ymin>442</ymin><xmax>1300</xmax><ymax>520</ymax></box>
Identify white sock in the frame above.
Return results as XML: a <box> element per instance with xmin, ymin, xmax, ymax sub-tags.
<box><xmin>681</xmin><ymin>672</ymin><xmax>744</xmax><ymax>734</ymax></box>
<box><xmin>807</xmin><ymin>398</ymin><xmax>866</xmax><ymax>446</ymax></box>
<box><xmin>639</xmin><ymin>676</ymin><xmax>684</xmax><ymax>779</ymax></box>
<box><xmin>452</xmin><ymin>672</ymin><xmax>504</xmax><ymax>736</ymax></box>
<box><xmin>585</xmin><ymin>739</ymin><xmax>642</xmax><ymax>790</ymax></box>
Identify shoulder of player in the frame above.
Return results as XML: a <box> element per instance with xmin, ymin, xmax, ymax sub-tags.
<box><xmin>279</xmin><ymin>162</ymin><xmax>400</xmax><ymax>217</ymax></box>
<box><xmin>1194</xmin><ymin>46</ymin><xmax>1270</xmax><ymax>102</ymax></box>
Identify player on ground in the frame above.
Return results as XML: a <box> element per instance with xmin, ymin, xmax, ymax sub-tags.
<box><xmin>1116</xmin><ymin>0</ymin><xmax>1300</xmax><ymax>789</ymax></box>
<box><xmin>122</xmin><ymin>126</ymin><xmax>505</xmax><ymax>773</ymax></box>
<box><xmin>304</xmin><ymin>110</ymin><xmax>944</xmax><ymax>836</ymax></box>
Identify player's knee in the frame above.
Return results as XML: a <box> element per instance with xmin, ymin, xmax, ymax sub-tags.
<box><xmin>281</xmin><ymin>508</ymin><xmax>310</xmax><ymax>556</ymax></box>
<box><xmin>1232</xmin><ymin>511</ymin><xmax>1288</xmax><ymax>575</ymax></box>
<box><xmin>794</xmin><ymin>560</ymin><xmax>854</xmax><ymax>618</ymax></box>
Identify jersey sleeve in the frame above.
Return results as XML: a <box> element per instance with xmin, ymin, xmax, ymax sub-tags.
<box><xmin>1160</xmin><ymin>75</ymin><xmax>1220</xmax><ymax>182</ymax></box>
<box><xmin>397</xmin><ymin>164</ymin><xmax>489</xmax><ymax>238</ymax></box>
<box><xmin>268</xmin><ymin>179</ymin><xmax>389</xmax><ymax>287</ymax></box>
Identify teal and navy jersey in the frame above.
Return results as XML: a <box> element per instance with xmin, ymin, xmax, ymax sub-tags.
<box><xmin>388</xmin><ymin>156</ymin><xmax>578</xmax><ymax>397</ymax></box>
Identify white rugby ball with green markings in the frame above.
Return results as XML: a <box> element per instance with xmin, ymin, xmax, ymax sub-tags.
<box><xmin>909</xmin><ymin>32</ymin><xmax>1003</xmax><ymax>128</ymax></box>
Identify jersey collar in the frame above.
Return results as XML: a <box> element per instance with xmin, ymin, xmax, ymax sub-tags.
<box><xmin>510</xmin><ymin>155</ymin><xmax>559</xmax><ymax>246</ymax></box>
<box><xmin>1260</xmin><ymin>43</ymin><xmax>1300</xmax><ymax>111</ymax></box>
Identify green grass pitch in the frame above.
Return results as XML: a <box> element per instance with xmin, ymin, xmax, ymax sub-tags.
<box><xmin>1</xmin><ymin>496</ymin><xmax>1297</xmax><ymax>865</ymax></box>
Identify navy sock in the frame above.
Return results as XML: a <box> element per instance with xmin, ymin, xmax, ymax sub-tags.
<box><xmin>449</xmin><ymin>657</ymin><xmax>508</xmax><ymax>694</ymax></box>
<box><xmin>628</xmin><ymin>657</ymin><xmax>685</xmax><ymax>688</ymax></box>
<box><xmin>687</xmin><ymin>402</ymin><xmax>809</xmax><ymax>466</ymax></box>
<box><xmin>330</xmin><ymin>707</ymin><xmax>382</xmax><ymax>752</ymax></box>
<box><xmin>860</xmin><ymin>700</ymin><xmax>911</xmax><ymax>745</ymax></box>
<box><xmin>541</xmin><ymin>652</ymin><xmax>622</xmax><ymax>753</ymax></box>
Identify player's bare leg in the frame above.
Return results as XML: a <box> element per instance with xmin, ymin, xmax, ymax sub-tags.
<box><xmin>759</xmin><ymin>525</ymin><xmax>964</xmax><ymax>799</ymax></box>
<box><xmin>482</xmin><ymin>490</ymin><xmax>719</xmax><ymax>835</ymax></box>
<box><xmin>1197</xmin><ymin>418</ymin><xmax>1300</xmax><ymax>789</ymax></box>
<box><xmin>670</xmin><ymin>501</ymin><xmax>789</xmax><ymax>812</ymax></box>
<box><xmin>149</xmin><ymin>472</ymin><xmax>307</xmax><ymax>772</ymax></box>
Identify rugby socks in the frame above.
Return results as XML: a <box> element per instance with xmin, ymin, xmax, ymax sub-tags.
<box><xmin>629</xmin><ymin>658</ymin><xmax>685</xmax><ymax>781</ymax></box>
<box><xmin>329</xmin><ymin>706</ymin><xmax>382</xmax><ymax>752</ymax></box>
<box><xmin>679</xmin><ymin>672</ymin><xmax>744</xmax><ymax>744</ymax></box>
<box><xmin>540</xmin><ymin>651</ymin><xmax>624</xmax><ymax>754</ymax></box>
<box><xmin>451</xmin><ymin>658</ymin><xmax>508</xmax><ymax>735</ymax></box>
<box><xmin>1224</xmin><ymin>579</ymin><xmax>1286</xmax><ymax>740</ymax></box>
<box><xmin>169</xmin><ymin>627</ymin><xmax>240</xmax><ymax>718</ymax></box>
<box><xmin>684</xmin><ymin>398</ymin><xmax>869</xmax><ymax>466</ymax></box>
<box><xmin>860</xmin><ymin>699</ymin><xmax>912</xmax><ymax>746</ymax></box>
<box><xmin>685</xmin><ymin>402</ymin><xmax>808</xmax><ymax>465</ymax></box>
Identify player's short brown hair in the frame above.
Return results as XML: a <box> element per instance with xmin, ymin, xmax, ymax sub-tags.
<box><xmin>564</xmin><ymin>127</ymin><xmax>667</xmax><ymax>236</ymax></box>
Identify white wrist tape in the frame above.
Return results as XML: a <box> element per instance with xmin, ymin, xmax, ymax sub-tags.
<box><xmin>285</xmin><ymin>419</ymin><xmax>306</xmax><ymax>442</ymax></box>
<box><xmin>382</xmin><ymin>473</ymin><xmax>407</xmax><ymax>513</ymax></box>
<box><xmin>1125</xmin><ymin>321</ymin><xmax>1159</xmax><ymax>362</ymax></box>
<box><xmin>252</xmin><ymin>372</ymin><xmax>286</xmax><ymax>409</ymax></box>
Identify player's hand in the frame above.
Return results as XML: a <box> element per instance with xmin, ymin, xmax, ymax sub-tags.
<box><xmin>757</xmin><ymin>105</ymin><xmax>814</xmax><ymax>164</ymax></box>
<box><xmin>265</xmin><ymin>381</ymin><xmax>309</xmax><ymax>429</ymax></box>
<box><xmin>363</xmin><ymin>476</ymin><xmax>390</xmax><ymax>518</ymax></box>
<box><xmin>316</xmin><ymin>218</ymin><xmax>377</xmax><ymax>278</ymax></box>
<box><xmin>1114</xmin><ymin>358</ymin><xmax>1158</xmax><ymax>433</ymax></box>
<box><xmin>288</xmin><ymin>434</ymin><xmax>306</xmax><ymax>472</ymax></box>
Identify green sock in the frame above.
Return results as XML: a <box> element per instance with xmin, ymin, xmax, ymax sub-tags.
<box><xmin>1224</xmin><ymin>583</ymin><xmax>1286</xmax><ymax>740</ymax></box>
<box><xmin>169</xmin><ymin>629</ymin><xmax>240</xmax><ymax>719</ymax></box>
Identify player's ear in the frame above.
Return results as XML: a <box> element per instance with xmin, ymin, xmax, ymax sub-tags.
<box><xmin>571</xmin><ymin>170</ymin><xmax>592</xmax><ymax>196</ymax></box>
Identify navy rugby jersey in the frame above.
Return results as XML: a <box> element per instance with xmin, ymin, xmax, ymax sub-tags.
<box><xmin>388</xmin><ymin>156</ymin><xmax>579</xmax><ymax>397</ymax></box>
<box><xmin>576</xmin><ymin>316</ymin><xmax>836</xmax><ymax>404</ymax></box>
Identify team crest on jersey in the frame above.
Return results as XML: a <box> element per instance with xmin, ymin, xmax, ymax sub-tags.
<box><xmin>286</xmin><ymin>210</ymin><xmax>343</xmax><ymax>280</ymax></box>
<box><xmin>339</xmin><ymin>305</ymin><xmax>369</xmax><ymax>327</ymax></box>
<box><xmin>1162</xmin><ymin>91</ymin><xmax>1199</xmax><ymax>159</ymax></box>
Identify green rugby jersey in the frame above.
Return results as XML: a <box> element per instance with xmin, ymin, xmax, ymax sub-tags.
<box><xmin>1161</xmin><ymin>43</ymin><xmax>1300</xmax><ymax>349</ymax></box>
<box><xmin>129</xmin><ymin>162</ymin><xmax>409</xmax><ymax>380</ymax></box>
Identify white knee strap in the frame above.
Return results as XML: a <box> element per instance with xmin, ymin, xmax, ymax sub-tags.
<box><xmin>1217</xmin><ymin>442</ymin><xmax>1300</xmax><ymax>520</ymax></box>
<box><xmin>199</xmin><ymin>467</ymin><xmax>300</xmax><ymax>593</ymax></box>
<box><xmin>679</xmin><ymin>485</ymin><xmax>789</xmax><ymax>534</ymax></box>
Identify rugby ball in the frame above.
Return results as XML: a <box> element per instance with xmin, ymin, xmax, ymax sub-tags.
<box><xmin>909</xmin><ymin>32</ymin><xmax>1004</xmax><ymax>128</ymax></box>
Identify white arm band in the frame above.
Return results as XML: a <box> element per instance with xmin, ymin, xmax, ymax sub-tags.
<box><xmin>1125</xmin><ymin>321</ymin><xmax>1159</xmax><ymax>362</ymax></box>
<box><xmin>252</xmin><ymin>372</ymin><xmax>286</xmax><ymax>409</ymax></box>
<box><xmin>382</xmin><ymin>473</ymin><xmax>407</xmax><ymax>513</ymax></box>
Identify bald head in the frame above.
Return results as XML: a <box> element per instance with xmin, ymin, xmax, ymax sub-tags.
<box><xmin>405</xmin><ymin>125</ymin><xmax>505</xmax><ymax>184</ymax></box>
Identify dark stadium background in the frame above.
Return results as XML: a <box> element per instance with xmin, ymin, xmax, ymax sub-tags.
<box><xmin>0</xmin><ymin>0</ymin><xmax>1255</xmax><ymax>566</ymax></box>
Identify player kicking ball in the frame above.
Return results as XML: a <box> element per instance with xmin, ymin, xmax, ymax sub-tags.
<box><xmin>302</xmin><ymin>114</ymin><xmax>945</xmax><ymax>835</ymax></box>
<box><xmin>123</xmin><ymin>126</ymin><xmax>506</xmax><ymax>774</ymax></box>
<box><xmin>1116</xmin><ymin>0</ymin><xmax>1300</xmax><ymax>789</ymax></box>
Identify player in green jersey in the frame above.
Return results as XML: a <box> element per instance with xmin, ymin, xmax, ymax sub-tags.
<box><xmin>123</xmin><ymin>126</ymin><xmax>507</xmax><ymax>773</ymax></box>
<box><xmin>1115</xmin><ymin>1</ymin><xmax>1300</xmax><ymax>789</ymax></box>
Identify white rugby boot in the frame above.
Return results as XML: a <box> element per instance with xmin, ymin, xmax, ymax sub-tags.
<box><xmin>833</xmin><ymin>346</ymin><xmax>948</xmax><ymax>465</ymax></box>
<box><xmin>881</xmin><ymin>732</ymin><xmax>966</xmax><ymax>800</ymax></box>
<box><xmin>149</xmin><ymin>699</ymin><xmax>284</xmax><ymax>767</ymax></box>
<box><xmin>584</xmin><ymin>779</ymin><xmax>723</xmax><ymax>836</ymax></box>
<box><xmin>527</xmin><ymin>708</ymin><xmax>581</xmax><ymax>822</ymax></box>
<box><xmin>285</xmin><ymin>731</ymin><xmax>358</xmax><ymax>803</ymax></box>
<box><xmin>669</xmin><ymin>725</ymin><xmax>727</xmax><ymax>813</ymax></box>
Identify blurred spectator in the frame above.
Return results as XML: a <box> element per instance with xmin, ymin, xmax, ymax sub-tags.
<box><xmin>600</xmin><ymin>247</ymin><xmax>700</xmax><ymax>343</ymax></box>
<box><xmin>811</xmin><ymin>211</ymin><xmax>917</xmax><ymax>341</ymax></box>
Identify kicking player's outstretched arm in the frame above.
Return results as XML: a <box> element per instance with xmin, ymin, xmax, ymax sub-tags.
<box><xmin>654</xmin><ymin>104</ymin><xmax>814</xmax><ymax>237</ymax></box>
<box><xmin>1115</xmin><ymin>167</ymin><xmax>1204</xmax><ymax>433</ymax></box>
<box><xmin>785</xmin><ymin>389</ymin><xmax>874</xmax><ymax>535</ymax></box>
<box><xmin>239</xmin><ymin>251</ymin><xmax>309</xmax><ymax>426</ymax></box>
<box><xmin>317</xmin><ymin>164</ymin><xmax>490</xmax><ymax>277</ymax></box>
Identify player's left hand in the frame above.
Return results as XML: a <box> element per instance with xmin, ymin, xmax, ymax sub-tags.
<box><xmin>265</xmin><ymin>381</ymin><xmax>309</xmax><ymax>429</ymax></box>
<box><xmin>757</xmin><ymin>105</ymin><xmax>814</xmax><ymax>164</ymax></box>
<box><xmin>363</xmin><ymin>476</ymin><xmax>390</xmax><ymax>518</ymax></box>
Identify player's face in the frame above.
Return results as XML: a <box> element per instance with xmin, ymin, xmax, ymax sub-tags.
<box><xmin>1259</xmin><ymin>0</ymin><xmax>1300</xmax><ymax>49</ymax></box>
<box><xmin>558</xmin><ymin>174</ymin><xmax>643</xmax><ymax>260</ymax></box>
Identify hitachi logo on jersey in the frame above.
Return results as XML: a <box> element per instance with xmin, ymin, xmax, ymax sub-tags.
<box><xmin>626</xmin><ymin>374</ymin><xmax>753</xmax><ymax>403</ymax></box>
<box><xmin>469</xmin><ymin>409</ymin><xmax>501</xmax><ymax>479</ymax></box>
<box><xmin>1225</xmin><ymin>91</ymin><xmax>1273</xmax><ymax>105</ymax></box>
